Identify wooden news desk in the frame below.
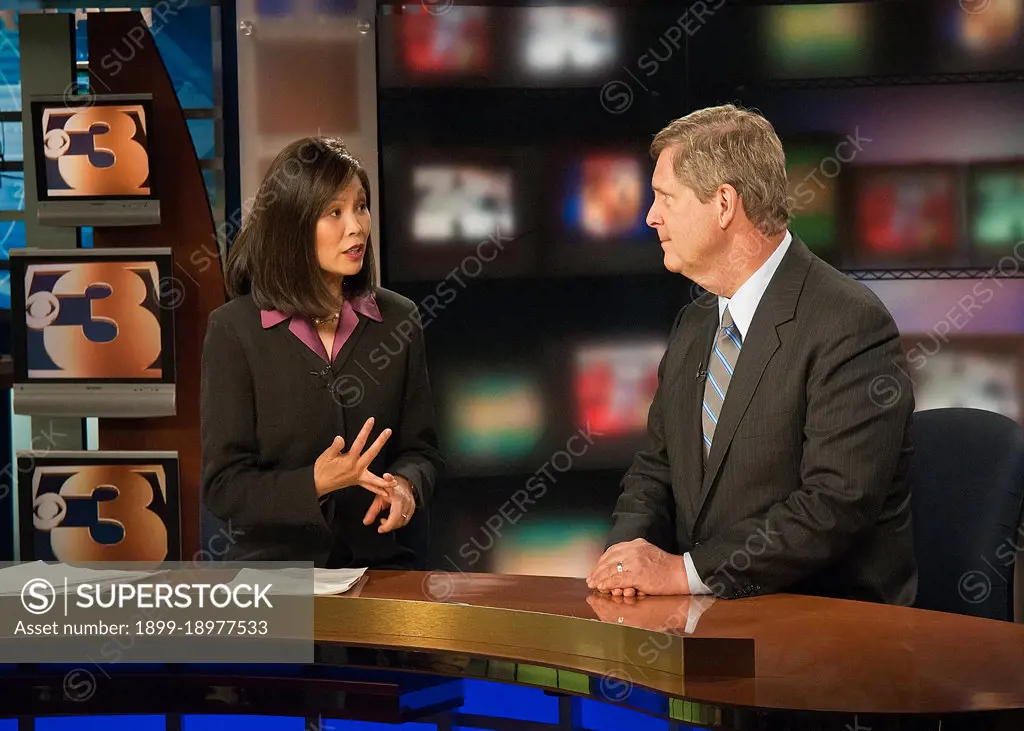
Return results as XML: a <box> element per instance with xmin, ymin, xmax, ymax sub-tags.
<box><xmin>3</xmin><ymin>570</ymin><xmax>1024</xmax><ymax>730</ymax></box>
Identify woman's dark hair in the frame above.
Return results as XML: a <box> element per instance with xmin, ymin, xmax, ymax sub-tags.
<box><xmin>224</xmin><ymin>136</ymin><xmax>378</xmax><ymax>318</ymax></box>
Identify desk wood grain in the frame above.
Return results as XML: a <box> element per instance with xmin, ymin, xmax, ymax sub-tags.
<box><xmin>315</xmin><ymin>570</ymin><xmax>1024</xmax><ymax>716</ymax></box>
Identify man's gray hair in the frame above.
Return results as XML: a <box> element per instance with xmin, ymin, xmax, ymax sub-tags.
<box><xmin>651</xmin><ymin>104</ymin><xmax>790</xmax><ymax>237</ymax></box>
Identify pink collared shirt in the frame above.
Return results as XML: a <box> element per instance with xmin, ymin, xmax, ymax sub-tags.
<box><xmin>260</xmin><ymin>293</ymin><xmax>383</xmax><ymax>363</ymax></box>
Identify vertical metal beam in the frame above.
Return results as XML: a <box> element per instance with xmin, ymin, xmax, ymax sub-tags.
<box><xmin>20</xmin><ymin>11</ymin><xmax>77</xmax><ymax>252</ymax></box>
<box><xmin>15</xmin><ymin>12</ymin><xmax>86</xmax><ymax>560</ymax></box>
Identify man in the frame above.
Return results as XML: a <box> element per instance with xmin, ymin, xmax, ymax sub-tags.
<box><xmin>586</xmin><ymin>104</ymin><xmax>917</xmax><ymax>604</ymax></box>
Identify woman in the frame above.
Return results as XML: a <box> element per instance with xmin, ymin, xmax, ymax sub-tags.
<box><xmin>200</xmin><ymin>136</ymin><xmax>444</xmax><ymax>569</ymax></box>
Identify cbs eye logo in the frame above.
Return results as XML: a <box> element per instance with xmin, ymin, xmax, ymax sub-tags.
<box><xmin>31</xmin><ymin>464</ymin><xmax>171</xmax><ymax>563</ymax></box>
<box><xmin>41</xmin><ymin>104</ymin><xmax>151</xmax><ymax>197</ymax></box>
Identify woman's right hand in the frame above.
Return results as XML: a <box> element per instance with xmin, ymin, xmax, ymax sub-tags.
<box><xmin>314</xmin><ymin>417</ymin><xmax>397</xmax><ymax>498</ymax></box>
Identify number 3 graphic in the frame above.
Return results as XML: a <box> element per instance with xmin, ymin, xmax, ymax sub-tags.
<box><xmin>46</xmin><ymin>105</ymin><xmax>151</xmax><ymax>196</ymax></box>
<box><xmin>46</xmin><ymin>465</ymin><xmax>169</xmax><ymax>563</ymax></box>
<box><xmin>31</xmin><ymin>262</ymin><xmax>163</xmax><ymax>379</ymax></box>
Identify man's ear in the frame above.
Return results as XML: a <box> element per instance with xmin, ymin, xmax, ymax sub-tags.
<box><xmin>716</xmin><ymin>184</ymin><xmax>741</xmax><ymax>230</ymax></box>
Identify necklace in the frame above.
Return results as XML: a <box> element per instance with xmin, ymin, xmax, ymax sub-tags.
<box><xmin>312</xmin><ymin>313</ymin><xmax>339</xmax><ymax>326</ymax></box>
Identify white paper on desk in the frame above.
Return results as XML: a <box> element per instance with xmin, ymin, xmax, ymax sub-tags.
<box><xmin>0</xmin><ymin>561</ymin><xmax>162</xmax><ymax>595</ymax></box>
<box><xmin>229</xmin><ymin>567</ymin><xmax>366</xmax><ymax>596</ymax></box>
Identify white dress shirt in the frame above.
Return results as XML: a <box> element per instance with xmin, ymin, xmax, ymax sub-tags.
<box><xmin>683</xmin><ymin>230</ymin><xmax>793</xmax><ymax>594</ymax></box>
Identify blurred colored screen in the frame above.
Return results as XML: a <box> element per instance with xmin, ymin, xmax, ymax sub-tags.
<box><xmin>400</xmin><ymin>5</ymin><xmax>489</xmax><ymax>76</ymax></box>
<box><xmin>954</xmin><ymin>0</ymin><xmax>1022</xmax><ymax>54</ymax></box>
<box><xmin>448</xmin><ymin>374</ymin><xmax>545</xmax><ymax>462</ymax></box>
<box><xmin>563</xmin><ymin>154</ymin><xmax>648</xmax><ymax>240</ymax></box>
<box><xmin>574</xmin><ymin>341</ymin><xmax>663</xmax><ymax>437</ymax></box>
<box><xmin>854</xmin><ymin>168</ymin><xmax>958</xmax><ymax>255</ymax></box>
<box><xmin>21</xmin><ymin>260</ymin><xmax>165</xmax><ymax>380</ymax></box>
<box><xmin>492</xmin><ymin>518</ymin><xmax>608</xmax><ymax>578</ymax></box>
<box><xmin>971</xmin><ymin>167</ymin><xmax>1024</xmax><ymax>247</ymax></box>
<box><xmin>785</xmin><ymin>142</ymin><xmax>839</xmax><ymax>252</ymax></box>
<box><xmin>20</xmin><ymin>454</ymin><xmax>180</xmax><ymax>563</ymax></box>
<box><xmin>412</xmin><ymin>164</ymin><xmax>515</xmax><ymax>242</ymax></box>
<box><xmin>911</xmin><ymin>347</ymin><xmax>1021</xmax><ymax>422</ymax></box>
<box><xmin>519</xmin><ymin>6</ymin><xmax>618</xmax><ymax>78</ymax></box>
<box><xmin>37</xmin><ymin>102</ymin><xmax>152</xmax><ymax>198</ymax></box>
<box><xmin>761</xmin><ymin>3</ymin><xmax>871</xmax><ymax>78</ymax></box>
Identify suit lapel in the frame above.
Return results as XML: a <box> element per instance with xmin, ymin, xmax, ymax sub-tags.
<box><xmin>270</xmin><ymin>320</ymin><xmax>332</xmax><ymax>374</ymax></box>
<box><xmin>694</xmin><ymin>236</ymin><xmax>812</xmax><ymax>518</ymax></box>
<box><xmin>697</xmin><ymin>316</ymin><xmax>780</xmax><ymax>506</ymax></box>
<box><xmin>680</xmin><ymin>305</ymin><xmax>719</xmax><ymax>527</ymax></box>
<box><xmin>331</xmin><ymin>315</ymin><xmax>371</xmax><ymax>374</ymax></box>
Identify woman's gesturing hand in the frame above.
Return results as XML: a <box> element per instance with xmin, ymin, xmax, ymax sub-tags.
<box><xmin>362</xmin><ymin>473</ymin><xmax>417</xmax><ymax>533</ymax></box>
<box><xmin>313</xmin><ymin>417</ymin><xmax>397</xmax><ymax>498</ymax></box>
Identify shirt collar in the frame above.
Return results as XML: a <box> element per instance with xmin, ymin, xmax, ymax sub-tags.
<box><xmin>718</xmin><ymin>230</ymin><xmax>792</xmax><ymax>339</ymax></box>
<box><xmin>260</xmin><ymin>291</ymin><xmax>382</xmax><ymax>328</ymax></box>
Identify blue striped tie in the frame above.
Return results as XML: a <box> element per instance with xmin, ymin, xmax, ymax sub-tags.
<box><xmin>702</xmin><ymin>308</ymin><xmax>742</xmax><ymax>462</ymax></box>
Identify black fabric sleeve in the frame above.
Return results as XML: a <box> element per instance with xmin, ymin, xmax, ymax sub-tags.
<box><xmin>385</xmin><ymin>307</ymin><xmax>445</xmax><ymax>509</ymax></box>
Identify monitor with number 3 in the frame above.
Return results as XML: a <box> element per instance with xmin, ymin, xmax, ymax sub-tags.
<box><xmin>17</xmin><ymin>450</ymin><xmax>180</xmax><ymax>564</ymax></box>
<box><xmin>30</xmin><ymin>93</ymin><xmax>160</xmax><ymax>227</ymax></box>
<box><xmin>9</xmin><ymin>247</ymin><xmax>177</xmax><ymax>417</ymax></box>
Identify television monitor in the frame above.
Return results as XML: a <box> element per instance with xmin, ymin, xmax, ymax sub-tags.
<box><xmin>9</xmin><ymin>247</ymin><xmax>176</xmax><ymax>417</ymax></box>
<box><xmin>444</xmin><ymin>372</ymin><xmax>546</xmax><ymax>471</ymax></box>
<box><xmin>784</xmin><ymin>137</ymin><xmax>842</xmax><ymax>263</ymax></box>
<box><xmin>851</xmin><ymin>166</ymin><xmax>960</xmax><ymax>265</ymax></box>
<box><xmin>383</xmin><ymin>148</ymin><xmax>538</xmax><ymax>281</ymax></box>
<box><xmin>492</xmin><ymin>516</ymin><xmax>609</xmax><ymax>579</ymax></box>
<box><xmin>758</xmin><ymin>3</ymin><xmax>874</xmax><ymax>79</ymax></box>
<box><xmin>546</xmin><ymin>150</ymin><xmax>660</xmax><ymax>276</ymax></box>
<box><xmin>910</xmin><ymin>345</ymin><xmax>1021</xmax><ymax>423</ymax></box>
<box><xmin>412</xmin><ymin>164</ymin><xmax>516</xmax><ymax>243</ymax></box>
<box><xmin>399</xmin><ymin>4</ymin><xmax>490</xmax><ymax>78</ymax></box>
<box><xmin>950</xmin><ymin>0</ymin><xmax>1023</xmax><ymax>57</ymax></box>
<box><xmin>29</xmin><ymin>93</ymin><xmax>160</xmax><ymax>227</ymax></box>
<box><xmin>517</xmin><ymin>6</ymin><xmax>619</xmax><ymax>81</ymax></box>
<box><xmin>574</xmin><ymin>340</ymin><xmax>664</xmax><ymax>438</ymax></box>
<box><xmin>16</xmin><ymin>450</ymin><xmax>180</xmax><ymax>563</ymax></box>
<box><xmin>563</xmin><ymin>152</ymin><xmax>648</xmax><ymax>240</ymax></box>
<box><xmin>968</xmin><ymin>163</ymin><xmax>1024</xmax><ymax>253</ymax></box>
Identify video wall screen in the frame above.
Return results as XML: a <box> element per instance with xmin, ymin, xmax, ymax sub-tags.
<box><xmin>849</xmin><ymin>165</ymin><xmax>961</xmax><ymax>266</ymax></box>
<box><xmin>382</xmin><ymin>144</ymin><xmax>667</xmax><ymax>281</ymax></box>
<box><xmin>968</xmin><ymin>162</ymin><xmax>1024</xmax><ymax>254</ymax></box>
<box><xmin>758</xmin><ymin>2</ymin><xmax>878</xmax><ymax>80</ymax></box>
<box><xmin>386</xmin><ymin>148</ymin><xmax>1024</xmax><ymax>278</ymax></box>
<box><xmin>692</xmin><ymin>1</ymin><xmax>1024</xmax><ymax>87</ymax></box>
<box><xmin>902</xmin><ymin>336</ymin><xmax>1024</xmax><ymax>423</ymax></box>
<box><xmin>432</xmin><ymin>330</ymin><xmax>667</xmax><ymax>479</ymax></box>
<box><xmin>378</xmin><ymin>4</ymin><xmax>630</xmax><ymax>88</ymax></box>
<box><xmin>376</xmin><ymin>0</ymin><xmax>1024</xmax><ymax>582</ymax></box>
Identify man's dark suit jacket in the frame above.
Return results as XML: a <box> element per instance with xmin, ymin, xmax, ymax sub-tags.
<box><xmin>200</xmin><ymin>288</ymin><xmax>444</xmax><ymax>569</ymax></box>
<box><xmin>607</xmin><ymin>236</ymin><xmax>918</xmax><ymax>604</ymax></box>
